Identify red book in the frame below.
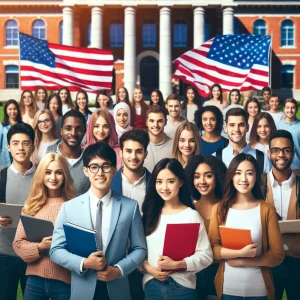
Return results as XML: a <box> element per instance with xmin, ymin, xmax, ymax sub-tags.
<box><xmin>162</xmin><ymin>223</ymin><xmax>200</xmax><ymax>271</ymax></box>
<box><xmin>219</xmin><ymin>226</ymin><xmax>252</xmax><ymax>250</ymax></box>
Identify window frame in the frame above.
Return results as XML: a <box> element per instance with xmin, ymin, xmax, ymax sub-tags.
<box><xmin>281</xmin><ymin>19</ymin><xmax>295</xmax><ymax>47</ymax></box>
<box><xmin>5</xmin><ymin>65</ymin><xmax>19</xmax><ymax>89</ymax></box>
<box><xmin>5</xmin><ymin>20</ymin><xmax>19</xmax><ymax>46</ymax></box>
<box><xmin>142</xmin><ymin>19</ymin><xmax>157</xmax><ymax>48</ymax></box>
<box><xmin>110</xmin><ymin>20</ymin><xmax>124</xmax><ymax>48</ymax></box>
<box><xmin>174</xmin><ymin>19</ymin><xmax>188</xmax><ymax>48</ymax></box>
<box><xmin>253</xmin><ymin>19</ymin><xmax>267</xmax><ymax>36</ymax></box>
<box><xmin>281</xmin><ymin>65</ymin><xmax>294</xmax><ymax>89</ymax></box>
<box><xmin>32</xmin><ymin>19</ymin><xmax>46</xmax><ymax>40</ymax></box>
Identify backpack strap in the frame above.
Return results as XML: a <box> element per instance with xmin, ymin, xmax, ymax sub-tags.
<box><xmin>223</xmin><ymin>138</ymin><xmax>229</xmax><ymax>148</ymax></box>
<box><xmin>296</xmin><ymin>175</ymin><xmax>300</xmax><ymax>219</ymax></box>
<box><xmin>255</xmin><ymin>149</ymin><xmax>264</xmax><ymax>175</ymax></box>
<box><xmin>0</xmin><ymin>167</ymin><xmax>8</xmax><ymax>203</ymax></box>
<box><xmin>216</xmin><ymin>148</ymin><xmax>223</xmax><ymax>161</ymax></box>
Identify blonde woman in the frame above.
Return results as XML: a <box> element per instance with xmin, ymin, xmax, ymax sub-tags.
<box><xmin>172</xmin><ymin>121</ymin><xmax>201</xmax><ymax>167</ymax></box>
<box><xmin>31</xmin><ymin>109</ymin><xmax>59</xmax><ymax>165</ymax></box>
<box><xmin>20</xmin><ymin>90</ymin><xmax>39</xmax><ymax>127</ymax></box>
<box><xmin>13</xmin><ymin>153</ymin><xmax>75</xmax><ymax>300</ymax></box>
<box><xmin>131</xmin><ymin>87</ymin><xmax>149</xmax><ymax>129</ymax></box>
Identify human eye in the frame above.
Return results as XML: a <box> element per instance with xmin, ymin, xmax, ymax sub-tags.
<box><xmin>102</xmin><ymin>164</ymin><xmax>111</xmax><ymax>172</ymax></box>
<box><xmin>156</xmin><ymin>180</ymin><xmax>162</xmax><ymax>184</ymax></box>
<box><xmin>56</xmin><ymin>170</ymin><xmax>63</xmax><ymax>175</ymax></box>
<box><xmin>168</xmin><ymin>180</ymin><xmax>175</xmax><ymax>184</ymax></box>
<box><xmin>45</xmin><ymin>170</ymin><xmax>51</xmax><ymax>175</ymax></box>
<box><xmin>23</xmin><ymin>141</ymin><xmax>30</xmax><ymax>147</ymax></box>
<box><xmin>89</xmin><ymin>164</ymin><xmax>98</xmax><ymax>172</ymax></box>
<box><xmin>194</xmin><ymin>174</ymin><xmax>200</xmax><ymax>179</ymax></box>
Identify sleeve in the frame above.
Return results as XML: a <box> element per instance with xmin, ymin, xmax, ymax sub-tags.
<box><xmin>263</xmin><ymin>153</ymin><xmax>272</xmax><ymax>174</ymax></box>
<box><xmin>0</xmin><ymin>124</ymin><xmax>4</xmax><ymax>154</ymax></box>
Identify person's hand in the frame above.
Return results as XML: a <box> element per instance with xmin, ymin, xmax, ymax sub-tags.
<box><xmin>37</xmin><ymin>236</ymin><xmax>52</xmax><ymax>251</ymax></box>
<box><xmin>239</xmin><ymin>244</ymin><xmax>258</xmax><ymax>258</ymax></box>
<box><xmin>227</xmin><ymin>258</ymin><xmax>245</xmax><ymax>267</ymax></box>
<box><xmin>0</xmin><ymin>217</ymin><xmax>13</xmax><ymax>227</ymax></box>
<box><xmin>97</xmin><ymin>266</ymin><xmax>121</xmax><ymax>282</ymax></box>
<box><xmin>83</xmin><ymin>251</ymin><xmax>106</xmax><ymax>270</ymax></box>
<box><xmin>148</xmin><ymin>266</ymin><xmax>172</xmax><ymax>281</ymax></box>
<box><xmin>157</xmin><ymin>255</ymin><xmax>177</xmax><ymax>270</ymax></box>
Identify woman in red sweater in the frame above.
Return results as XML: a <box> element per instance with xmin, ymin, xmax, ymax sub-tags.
<box><xmin>131</xmin><ymin>87</ymin><xmax>149</xmax><ymax>129</ymax></box>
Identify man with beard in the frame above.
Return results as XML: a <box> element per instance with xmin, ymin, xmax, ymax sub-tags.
<box><xmin>46</xmin><ymin>110</ymin><xmax>90</xmax><ymax>196</ymax></box>
<box><xmin>266</xmin><ymin>130</ymin><xmax>300</xmax><ymax>300</ymax></box>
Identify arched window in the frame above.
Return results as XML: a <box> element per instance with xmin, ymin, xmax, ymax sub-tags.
<box><xmin>110</xmin><ymin>20</ymin><xmax>123</xmax><ymax>48</ymax></box>
<box><xmin>32</xmin><ymin>20</ymin><xmax>46</xmax><ymax>39</ymax></box>
<box><xmin>142</xmin><ymin>20</ymin><xmax>156</xmax><ymax>48</ymax></box>
<box><xmin>253</xmin><ymin>20</ymin><xmax>267</xmax><ymax>35</ymax></box>
<box><xmin>87</xmin><ymin>23</ymin><xmax>91</xmax><ymax>46</ymax></box>
<box><xmin>281</xmin><ymin>20</ymin><xmax>294</xmax><ymax>47</ymax></box>
<box><xmin>5</xmin><ymin>65</ymin><xmax>19</xmax><ymax>89</ymax></box>
<box><xmin>59</xmin><ymin>21</ymin><xmax>63</xmax><ymax>44</ymax></box>
<box><xmin>174</xmin><ymin>19</ymin><xmax>187</xmax><ymax>48</ymax></box>
<box><xmin>281</xmin><ymin>65</ymin><xmax>294</xmax><ymax>88</ymax></box>
<box><xmin>5</xmin><ymin>20</ymin><xmax>18</xmax><ymax>46</ymax></box>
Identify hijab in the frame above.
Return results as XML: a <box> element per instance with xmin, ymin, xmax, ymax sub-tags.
<box><xmin>113</xmin><ymin>102</ymin><xmax>132</xmax><ymax>139</ymax></box>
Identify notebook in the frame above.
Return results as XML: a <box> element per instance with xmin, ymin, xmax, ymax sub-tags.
<box><xmin>219</xmin><ymin>226</ymin><xmax>252</xmax><ymax>250</ymax></box>
<box><xmin>279</xmin><ymin>220</ymin><xmax>300</xmax><ymax>234</ymax></box>
<box><xmin>0</xmin><ymin>203</ymin><xmax>23</xmax><ymax>228</ymax></box>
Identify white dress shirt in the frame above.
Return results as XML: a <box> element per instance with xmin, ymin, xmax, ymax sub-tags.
<box><xmin>10</xmin><ymin>163</ymin><xmax>36</xmax><ymax>176</ymax></box>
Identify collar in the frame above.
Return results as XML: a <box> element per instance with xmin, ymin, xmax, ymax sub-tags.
<box><xmin>269</xmin><ymin>170</ymin><xmax>295</xmax><ymax>188</ymax></box>
<box><xmin>121</xmin><ymin>169</ymin><xmax>146</xmax><ymax>185</ymax></box>
<box><xmin>282</xmin><ymin>118</ymin><xmax>299</xmax><ymax>125</ymax></box>
<box><xmin>89</xmin><ymin>189</ymin><xmax>112</xmax><ymax>207</ymax></box>
<box><xmin>150</xmin><ymin>133</ymin><xmax>167</xmax><ymax>146</ymax></box>
<box><xmin>228</xmin><ymin>143</ymin><xmax>250</xmax><ymax>155</ymax></box>
<box><xmin>9</xmin><ymin>163</ymin><xmax>36</xmax><ymax>176</ymax></box>
<box><xmin>57</xmin><ymin>141</ymin><xmax>84</xmax><ymax>162</ymax></box>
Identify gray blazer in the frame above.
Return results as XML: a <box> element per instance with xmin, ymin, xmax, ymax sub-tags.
<box><xmin>50</xmin><ymin>191</ymin><xmax>147</xmax><ymax>300</ymax></box>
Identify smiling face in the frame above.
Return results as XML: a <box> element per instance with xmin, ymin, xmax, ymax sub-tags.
<box><xmin>133</xmin><ymin>89</ymin><xmax>143</xmax><ymax>103</ymax></box>
<box><xmin>37</xmin><ymin>113</ymin><xmax>53</xmax><ymax>134</ymax></box>
<box><xmin>151</xmin><ymin>91</ymin><xmax>160</xmax><ymax>104</ymax></box>
<box><xmin>257</xmin><ymin>118</ymin><xmax>271</xmax><ymax>141</ymax></box>
<box><xmin>247</xmin><ymin>102</ymin><xmax>259</xmax><ymax>118</ymax></box>
<box><xmin>263</xmin><ymin>90</ymin><xmax>271</xmax><ymax>102</ymax></box>
<box><xmin>147</xmin><ymin>112</ymin><xmax>166</xmax><ymax>137</ymax></box>
<box><xmin>118</xmin><ymin>88</ymin><xmax>127</xmax><ymax>102</ymax></box>
<box><xmin>225</xmin><ymin>115</ymin><xmax>248</xmax><ymax>144</ymax></box>
<box><xmin>37</xmin><ymin>89</ymin><xmax>46</xmax><ymax>102</ymax></box>
<box><xmin>76</xmin><ymin>92</ymin><xmax>87</xmax><ymax>110</ymax></box>
<box><xmin>202</xmin><ymin>111</ymin><xmax>217</xmax><ymax>133</ymax></box>
<box><xmin>186</xmin><ymin>88</ymin><xmax>195</xmax><ymax>102</ymax></box>
<box><xmin>61</xmin><ymin>116</ymin><xmax>85</xmax><ymax>148</ymax></box>
<box><xmin>212</xmin><ymin>87</ymin><xmax>221</xmax><ymax>100</ymax></box>
<box><xmin>284</xmin><ymin>102</ymin><xmax>297</xmax><ymax>120</ymax></box>
<box><xmin>7</xmin><ymin>103</ymin><xmax>18</xmax><ymax>121</ymax></box>
<box><xmin>166</xmin><ymin>99</ymin><xmax>181</xmax><ymax>118</ymax></box>
<box><xmin>49</xmin><ymin>97</ymin><xmax>59</xmax><ymax>113</ymax></box>
<box><xmin>22</xmin><ymin>92</ymin><xmax>33</xmax><ymax>106</ymax></box>
<box><xmin>178</xmin><ymin>129</ymin><xmax>197</xmax><ymax>159</ymax></box>
<box><xmin>193</xmin><ymin>163</ymin><xmax>216</xmax><ymax>197</ymax></box>
<box><xmin>59</xmin><ymin>89</ymin><xmax>68</xmax><ymax>104</ymax></box>
<box><xmin>269</xmin><ymin>96</ymin><xmax>280</xmax><ymax>111</ymax></box>
<box><xmin>93</xmin><ymin>116</ymin><xmax>110</xmax><ymax>142</ymax></box>
<box><xmin>44</xmin><ymin>160</ymin><xmax>64</xmax><ymax>191</ymax></box>
<box><xmin>232</xmin><ymin>160</ymin><xmax>256</xmax><ymax>194</ymax></box>
<box><xmin>115</xmin><ymin>108</ymin><xmax>129</xmax><ymax>128</ymax></box>
<box><xmin>230</xmin><ymin>91</ymin><xmax>240</xmax><ymax>104</ymax></box>
<box><xmin>97</xmin><ymin>94</ymin><xmax>109</xmax><ymax>109</ymax></box>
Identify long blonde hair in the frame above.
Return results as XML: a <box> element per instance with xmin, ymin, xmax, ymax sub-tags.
<box><xmin>19</xmin><ymin>90</ymin><xmax>39</xmax><ymax>118</ymax></box>
<box><xmin>22</xmin><ymin>153</ymin><xmax>75</xmax><ymax>216</ymax></box>
<box><xmin>172</xmin><ymin>121</ymin><xmax>202</xmax><ymax>166</ymax></box>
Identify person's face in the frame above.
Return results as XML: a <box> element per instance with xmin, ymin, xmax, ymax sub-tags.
<box><xmin>187</xmin><ymin>89</ymin><xmax>195</xmax><ymax>102</ymax></box>
<box><xmin>61</xmin><ymin>117</ymin><xmax>85</xmax><ymax>148</ymax></box>
<box><xmin>44</xmin><ymin>160</ymin><xmax>64</xmax><ymax>191</ymax></box>
<box><xmin>263</xmin><ymin>90</ymin><xmax>271</xmax><ymax>102</ymax></box>
<box><xmin>233</xmin><ymin>160</ymin><xmax>256</xmax><ymax>194</ymax></box>
<box><xmin>202</xmin><ymin>111</ymin><xmax>217</xmax><ymax>133</ymax></box>
<box><xmin>120</xmin><ymin>140</ymin><xmax>147</xmax><ymax>172</ymax></box>
<box><xmin>225</xmin><ymin>116</ymin><xmax>248</xmax><ymax>144</ymax></box>
<box><xmin>37</xmin><ymin>89</ymin><xmax>46</xmax><ymax>101</ymax></box>
<box><xmin>22</xmin><ymin>92</ymin><xmax>33</xmax><ymax>106</ymax></box>
<box><xmin>7</xmin><ymin>133</ymin><xmax>34</xmax><ymax>164</ymax></box>
<box><xmin>77</xmin><ymin>93</ymin><xmax>87</xmax><ymax>110</ymax></box>
<box><xmin>269</xmin><ymin>97</ymin><xmax>279</xmax><ymax>110</ymax></box>
<box><xmin>37</xmin><ymin>113</ymin><xmax>53</xmax><ymax>134</ymax></box>
<box><xmin>49</xmin><ymin>97</ymin><xmax>59</xmax><ymax>113</ymax></box>
<box><xmin>257</xmin><ymin>118</ymin><xmax>271</xmax><ymax>141</ymax></box>
<box><xmin>247</xmin><ymin>102</ymin><xmax>259</xmax><ymax>118</ymax></box>
<box><xmin>284</xmin><ymin>102</ymin><xmax>297</xmax><ymax>120</ymax></box>
<box><xmin>193</xmin><ymin>163</ymin><xmax>216</xmax><ymax>197</ymax></box>
<box><xmin>178</xmin><ymin>129</ymin><xmax>197</xmax><ymax>158</ymax></box>
<box><xmin>93</xmin><ymin>116</ymin><xmax>109</xmax><ymax>142</ymax></box>
<box><xmin>7</xmin><ymin>103</ymin><xmax>18</xmax><ymax>120</ymax></box>
<box><xmin>118</xmin><ymin>88</ymin><xmax>126</xmax><ymax>102</ymax></box>
<box><xmin>147</xmin><ymin>112</ymin><xmax>166</xmax><ymax>136</ymax></box>
<box><xmin>133</xmin><ymin>89</ymin><xmax>143</xmax><ymax>102</ymax></box>
<box><xmin>151</xmin><ymin>92</ymin><xmax>159</xmax><ymax>104</ymax></box>
<box><xmin>212</xmin><ymin>87</ymin><xmax>220</xmax><ymax>100</ymax></box>
<box><xmin>97</xmin><ymin>94</ymin><xmax>109</xmax><ymax>109</ymax></box>
<box><xmin>59</xmin><ymin>89</ymin><xmax>68</xmax><ymax>103</ymax></box>
<box><xmin>83</xmin><ymin>156</ymin><xmax>116</xmax><ymax>192</ymax></box>
<box><xmin>268</xmin><ymin>137</ymin><xmax>294</xmax><ymax>171</ymax></box>
<box><xmin>230</xmin><ymin>91</ymin><xmax>239</xmax><ymax>104</ymax></box>
<box><xmin>116</xmin><ymin>108</ymin><xmax>129</xmax><ymax>128</ymax></box>
<box><xmin>166</xmin><ymin>100</ymin><xmax>181</xmax><ymax>118</ymax></box>
<box><xmin>156</xmin><ymin>168</ymin><xmax>183</xmax><ymax>202</ymax></box>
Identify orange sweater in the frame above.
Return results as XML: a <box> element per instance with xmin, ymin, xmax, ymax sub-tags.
<box><xmin>13</xmin><ymin>197</ymin><xmax>71</xmax><ymax>284</ymax></box>
<box><xmin>208</xmin><ymin>201</ymin><xmax>285</xmax><ymax>300</ymax></box>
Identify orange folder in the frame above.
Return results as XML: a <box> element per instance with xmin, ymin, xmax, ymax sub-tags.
<box><xmin>219</xmin><ymin>226</ymin><xmax>252</xmax><ymax>250</ymax></box>
<box><xmin>162</xmin><ymin>223</ymin><xmax>200</xmax><ymax>271</ymax></box>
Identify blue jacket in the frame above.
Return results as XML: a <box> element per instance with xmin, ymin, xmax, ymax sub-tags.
<box><xmin>0</xmin><ymin>124</ymin><xmax>12</xmax><ymax>170</ymax></box>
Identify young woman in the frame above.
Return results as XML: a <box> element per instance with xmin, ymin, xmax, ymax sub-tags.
<box><xmin>131</xmin><ymin>87</ymin><xmax>149</xmax><ymax>129</ymax></box>
<box><xmin>222</xmin><ymin>89</ymin><xmax>243</xmax><ymax>117</ymax></box>
<box><xmin>58</xmin><ymin>87</ymin><xmax>74</xmax><ymax>115</ymax></box>
<box><xmin>267</xmin><ymin>95</ymin><xmax>285</xmax><ymax>124</ymax></box>
<box><xmin>171</xmin><ymin>121</ymin><xmax>201</xmax><ymax>167</ymax></box>
<box><xmin>0</xmin><ymin>99</ymin><xmax>23</xmax><ymax>170</ymax></box>
<box><xmin>203</xmin><ymin>84</ymin><xmax>227</xmax><ymax>110</ymax></box>
<box><xmin>19</xmin><ymin>90</ymin><xmax>39</xmax><ymax>127</ymax></box>
<box><xmin>34</xmin><ymin>87</ymin><xmax>47</xmax><ymax>109</ymax></box>
<box><xmin>181</xmin><ymin>86</ymin><xmax>201</xmax><ymax>123</ymax></box>
<box><xmin>75</xmin><ymin>90</ymin><xmax>92</xmax><ymax>123</ymax></box>
<box><xmin>208</xmin><ymin>153</ymin><xmax>284</xmax><ymax>300</ymax></box>
<box><xmin>113</xmin><ymin>102</ymin><xmax>132</xmax><ymax>139</ymax></box>
<box><xmin>141</xmin><ymin>158</ymin><xmax>213</xmax><ymax>300</ymax></box>
<box><xmin>95</xmin><ymin>89</ymin><xmax>114</xmax><ymax>112</ymax></box>
<box><xmin>245</xmin><ymin>97</ymin><xmax>261</xmax><ymax>143</ymax></box>
<box><xmin>115</xmin><ymin>87</ymin><xmax>131</xmax><ymax>106</ymax></box>
<box><xmin>195</xmin><ymin>106</ymin><xmax>229</xmax><ymax>155</ymax></box>
<box><xmin>150</xmin><ymin>89</ymin><xmax>165</xmax><ymax>110</ymax></box>
<box><xmin>31</xmin><ymin>109</ymin><xmax>59</xmax><ymax>165</ymax></box>
<box><xmin>45</xmin><ymin>93</ymin><xmax>63</xmax><ymax>139</ymax></box>
<box><xmin>248</xmin><ymin>112</ymin><xmax>277</xmax><ymax>154</ymax></box>
<box><xmin>85</xmin><ymin>109</ymin><xmax>122</xmax><ymax>169</ymax></box>
<box><xmin>13</xmin><ymin>153</ymin><xmax>75</xmax><ymax>300</ymax></box>
<box><xmin>185</xmin><ymin>155</ymin><xmax>227</xmax><ymax>299</ymax></box>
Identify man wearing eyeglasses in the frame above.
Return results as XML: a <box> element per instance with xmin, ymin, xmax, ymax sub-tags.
<box><xmin>266</xmin><ymin>129</ymin><xmax>300</xmax><ymax>300</ymax></box>
<box><xmin>50</xmin><ymin>142</ymin><xmax>146</xmax><ymax>300</ymax></box>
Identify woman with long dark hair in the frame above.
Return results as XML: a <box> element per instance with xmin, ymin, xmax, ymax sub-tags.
<box><xmin>142</xmin><ymin>158</ymin><xmax>212</xmax><ymax>300</ymax></box>
<box><xmin>75</xmin><ymin>90</ymin><xmax>92</xmax><ymax>123</ymax></box>
<box><xmin>150</xmin><ymin>89</ymin><xmax>165</xmax><ymax>110</ymax></box>
<box><xmin>115</xmin><ymin>87</ymin><xmax>130</xmax><ymax>105</ymax></box>
<box><xmin>209</xmin><ymin>153</ymin><xmax>284</xmax><ymax>300</ymax></box>
<box><xmin>95</xmin><ymin>89</ymin><xmax>114</xmax><ymax>111</ymax></box>
<box><xmin>222</xmin><ymin>89</ymin><xmax>244</xmax><ymax>117</ymax></box>
<box><xmin>57</xmin><ymin>87</ymin><xmax>74</xmax><ymax>115</ymax></box>
<box><xmin>181</xmin><ymin>86</ymin><xmax>201</xmax><ymax>124</ymax></box>
<box><xmin>45</xmin><ymin>93</ymin><xmax>63</xmax><ymax>139</ymax></box>
<box><xmin>245</xmin><ymin>97</ymin><xmax>261</xmax><ymax>143</ymax></box>
<box><xmin>203</xmin><ymin>83</ymin><xmax>227</xmax><ymax>110</ymax></box>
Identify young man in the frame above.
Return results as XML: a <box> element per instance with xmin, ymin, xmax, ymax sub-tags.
<box><xmin>50</xmin><ymin>142</ymin><xmax>146</xmax><ymax>300</ymax></box>
<box><xmin>164</xmin><ymin>93</ymin><xmax>185</xmax><ymax>139</ymax></box>
<box><xmin>214</xmin><ymin>107</ymin><xmax>271</xmax><ymax>173</ymax></box>
<box><xmin>266</xmin><ymin>130</ymin><xmax>300</xmax><ymax>300</ymax></box>
<box><xmin>277</xmin><ymin>98</ymin><xmax>300</xmax><ymax>170</ymax></box>
<box><xmin>46</xmin><ymin>110</ymin><xmax>90</xmax><ymax>196</ymax></box>
<box><xmin>0</xmin><ymin>123</ymin><xmax>36</xmax><ymax>299</ymax></box>
<box><xmin>143</xmin><ymin>105</ymin><xmax>174</xmax><ymax>172</ymax></box>
<box><xmin>261</xmin><ymin>86</ymin><xmax>271</xmax><ymax>111</ymax></box>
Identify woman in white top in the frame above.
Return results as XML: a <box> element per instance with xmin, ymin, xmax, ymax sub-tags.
<box><xmin>113</xmin><ymin>102</ymin><xmax>132</xmax><ymax>139</ymax></box>
<box><xmin>142</xmin><ymin>158</ymin><xmax>213</xmax><ymax>300</ymax></box>
<box><xmin>222</xmin><ymin>89</ymin><xmax>244</xmax><ymax>118</ymax></box>
<box><xmin>267</xmin><ymin>95</ymin><xmax>285</xmax><ymax>124</ymax></box>
<box><xmin>58</xmin><ymin>87</ymin><xmax>74</xmax><ymax>115</ymax></box>
<box><xmin>245</xmin><ymin>97</ymin><xmax>261</xmax><ymax>143</ymax></box>
<box><xmin>248</xmin><ymin>112</ymin><xmax>277</xmax><ymax>154</ymax></box>
<box><xmin>203</xmin><ymin>84</ymin><xmax>228</xmax><ymax>111</ymax></box>
<box><xmin>34</xmin><ymin>87</ymin><xmax>47</xmax><ymax>109</ymax></box>
<box><xmin>20</xmin><ymin>90</ymin><xmax>39</xmax><ymax>127</ymax></box>
<box><xmin>31</xmin><ymin>109</ymin><xmax>59</xmax><ymax>165</ymax></box>
<box><xmin>181</xmin><ymin>86</ymin><xmax>201</xmax><ymax>123</ymax></box>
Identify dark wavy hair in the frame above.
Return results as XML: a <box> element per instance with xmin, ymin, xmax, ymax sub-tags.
<box><xmin>181</xmin><ymin>86</ymin><xmax>201</xmax><ymax>110</ymax></box>
<box><xmin>116</xmin><ymin>87</ymin><xmax>130</xmax><ymax>105</ymax></box>
<box><xmin>57</xmin><ymin>87</ymin><xmax>74</xmax><ymax>109</ymax></box>
<box><xmin>228</xmin><ymin>89</ymin><xmax>241</xmax><ymax>104</ymax></box>
<box><xmin>150</xmin><ymin>89</ymin><xmax>165</xmax><ymax>109</ymax></box>
<box><xmin>95</xmin><ymin>89</ymin><xmax>113</xmax><ymax>109</ymax></box>
<box><xmin>2</xmin><ymin>99</ymin><xmax>22</xmax><ymax>126</ymax></box>
<box><xmin>185</xmin><ymin>155</ymin><xmax>227</xmax><ymax>201</ymax></box>
<box><xmin>142</xmin><ymin>158</ymin><xmax>194</xmax><ymax>236</ymax></box>
<box><xmin>45</xmin><ymin>93</ymin><xmax>63</xmax><ymax>117</ymax></box>
<box><xmin>210</xmin><ymin>83</ymin><xmax>223</xmax><ymax>103</ymax></box>
<box><xmin>245</xmin><ymin>97</ymin><xmax>261</xmax><ymax>118</ymax></box>
<box><xmin>75</xmin><ymin>90</ymin><xmax>92</xmax><ymax>115</ymax></box>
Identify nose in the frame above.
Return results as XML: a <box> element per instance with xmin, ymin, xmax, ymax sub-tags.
<box><xmin>199</xmin><ymin>175</ymin><xmax>206</xmax><ymax>184</ymax></box>
<box><xmin>71</xmin><ymin>128</ymin><xmax>76</xmax><ymax>136</ymax></box>
<box><xmin>50</xmin><ymin>172</ymin><xmax>56</xmax><ymax>180</ymax></box>
<box><xmin>240</xmin><ymin>172</ymin><xmax>247</xmax><ymax>182</ymax></box>
<box><xmin>162</xmin><ymin>181</ymin><xmax>168</xmax><ymax>190</ymax></box>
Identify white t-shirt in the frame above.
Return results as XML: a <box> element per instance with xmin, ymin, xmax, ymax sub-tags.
<box><xmin>37</xmin><ymin>140</ymin><xmax>59</xmax><ymax>161</ymax></box>
<box><xmin>187</xmin><ymin>104</ymin><xmax>198</xmax><ymax>123</ymax></box>
<box><xmin>267</xmin><ymin>111</ymin><xmax>284</xmax><ymax>125</ymax></box>
<box><xmin>253</xmin><ymin>142</ymin><xmax>269</xmax><ymax>155</ymax></box>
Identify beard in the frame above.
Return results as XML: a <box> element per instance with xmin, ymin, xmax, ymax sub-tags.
<box><xmin>271</xmin><ymin>157</ymin><xmax>293</xmax><ymax>171</ymax></box>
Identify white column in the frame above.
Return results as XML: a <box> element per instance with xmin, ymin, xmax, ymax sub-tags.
<box><xmin>91</xmin><ymin>7</ymin><xmax>103</xmax><ymax>48</ymax></box>
<box><xmin>223</xmin><ymin>7</ymin><xmax>234</xmax><ymax>35</ymax></box>
<box><xmin>159</xmin><ymin>7</ymin><xmax>172</xmax><ymax>99</ymax></box>
<box><xmin>193</xmin><ymin>7</ymin><xmax>205</xmax><ymax>48</ymax></box>
<box><xmin>62</xmin><ymin>7</ymin><xmax>74</xmax><ymax>46</ymax></box>
<box><xmin>124</xmin><ymin>7</ymin><xmax>136</xmax><ymax>95</ymax></box>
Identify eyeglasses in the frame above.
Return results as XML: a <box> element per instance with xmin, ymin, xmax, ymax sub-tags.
<box><xmin>87</xmin><ymin>163</ymin><xmax>112</xmax><ymax>174</ymax></box>
<box><xmin>10</xmin><ymin>141</ymin><xmax>32</xmax><ymax>148</ymax></box>
<box><xmin>269</xmin><ymin>147</ymin><xmax>293</xmax><ymax>155</ymax></box>
<box><xmin>37</xmin><ymin>118</ymin><xmax>51</xmax><ymax>125</ymax></box>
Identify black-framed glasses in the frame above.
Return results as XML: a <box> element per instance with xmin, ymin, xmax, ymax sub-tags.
<box><xmin>88</xmin><ymin>163</ymin><xmax>112</xmax><ymax>174</ymax></box>
<box><xmin>270</xmin><ymin>147</ymin><xmax>293</xmax><ymax>155</ymax></box>
<box><xmin>37</xmin><ymin>118</ymin><xmax>51</xmax><ymax>125</ymax></box>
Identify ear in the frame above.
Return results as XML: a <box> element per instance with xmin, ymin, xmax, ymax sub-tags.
<box><xmin>179</xmin><ymin>180</ymin><xmax>183</xmax><ymax>188</ymax></box>
<box><xmin>83</xmin><ymin>167</ymin><xmax>89</xmax><ymax>177</ymax></box>
<box><xmin>6</xmin><ymin>144</ymin><xmax>11</xmax><ymax>153</ymax></box>
<box><xmin>120</xmin><ymin>149</ymin><xmax>123</xmax><ymax>160</ymax></box>
<box><xmin>144</xmin><ymin>150</ymin><xmax>148</xmax><ymax>160</ymax></box>
<box><xmin>224</xmin><ymin>123</ymin><xmax>228</xmax><ymax>133</ymax></box>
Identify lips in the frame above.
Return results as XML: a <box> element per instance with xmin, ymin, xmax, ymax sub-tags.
<box><xmin>95</xmin><ymin>177</ymin><xmax>107</xmax><ymax>183</ymax></box>
<box><xmin>198</xmin><ymin>186</ymin><xmax>209</xmax><ymax>192</ymax></box>
<box><xmin>49</xmin><ymin>181</ymin><xmax>58</xmax><ymax>186</ymax></box>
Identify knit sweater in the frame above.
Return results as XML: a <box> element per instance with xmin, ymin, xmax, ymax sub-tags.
<box><xmin>13</xmin><ymin>197</ymin><xmax>71</xmax><ymax>284</ymax></box>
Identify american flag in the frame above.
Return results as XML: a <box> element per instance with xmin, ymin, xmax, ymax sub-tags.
<box><xmin>173</xmin><ymin>34</ymin><xmax>271</xmax><ymax>97</ymax></box>
<box><xmin>19</xmin><ymin>32</ymin><xmax>114</xmax><ymax>93</ymax></box>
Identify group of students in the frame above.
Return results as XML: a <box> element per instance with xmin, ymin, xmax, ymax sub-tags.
<box><xmin>0</xmin><ymin>84</ymin><xmax>299</xmax><ymax>300</ymax></box>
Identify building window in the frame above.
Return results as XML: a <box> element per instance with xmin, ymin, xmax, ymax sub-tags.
<box><xmin>88</xmin><ymin>23</ymin><xmax>91</xmax><ymax>46</ymax></box>
<box><xmin>174</xmin><ymin>19</ymin><xmax>187</xmax><ymax>48</ymax></box>
<box><xmin>253</xmin><ymin>20</ymin><xmax>267</xmax><ymax>35</ymax></box>
<box><xmin>281</xmin><ymin>65</ymin><xmax>294</xmax><ymax>88</ymax></box>
<box><xmin>32</xmin><ymin>20</ymin><xmax>46</xmax><ymax>40</ymax></box>
<box><xmin>5</xmin><ymin>65</ymin><xmax>19</xmax><ymax>89</ymax></box>
<box><xmin>59</xmin><ymin>21</ymin><xmax>63</xmax><ymax>44</ymax></box>
<box><xmin>281</xmin><ymin>20</ymin><xmax>294</xmax><ymax>47</ymax></box>
<box><xmin>142</xmin><ymin>20</ymin><xmax>156</xmax><ymax>48</ymax></box>
<box><xmin>5</xmin><ymin>20</ymin><xmax>18</xmax><ymax>46</ymax></box>
<box><xmin>110</xmin><ymin>20</ymin><xmax>123</xmax><ymax>48</ymax></box>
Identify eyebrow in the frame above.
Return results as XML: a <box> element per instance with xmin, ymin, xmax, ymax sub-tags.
<box><xmin>235</xmin><ymin>169</ymin><xmax>254</xmax><ymax>171</ymax></box>
<box><xmin>11</xmin><ymin>139</ymin><xmax>30</xmax><ymax>142</ymax></box>
<box><xmin>156</xmin><ymin>177</ymin><xmax>176</xmax><ymax>180</ymax></box>
<box><xmin>194</xmin><ymin>171</ymin><xmax>213</xmax><ymax>175</ymax></box>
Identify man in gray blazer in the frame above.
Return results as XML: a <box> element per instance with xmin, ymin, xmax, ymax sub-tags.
<box><xmin>50</xmin><ymin>142</ymin><xmax>147</xmax><ymax>300</ymax></box>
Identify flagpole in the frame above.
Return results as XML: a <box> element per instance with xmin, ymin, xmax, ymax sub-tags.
<box><xmin>269</xmin><ymin>31</ymin><xmax>273</xmax><ymax>89</ymax></box>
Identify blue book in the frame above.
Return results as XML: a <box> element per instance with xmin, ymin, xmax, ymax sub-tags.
<box><xmin>63</xmin><ymin>223</ymin><xmax>98</xmax><ymax>257</ymax></box>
